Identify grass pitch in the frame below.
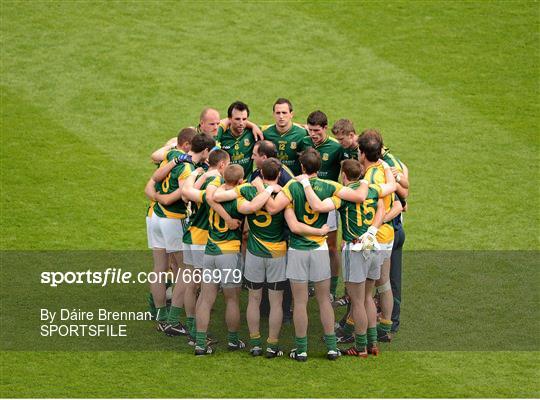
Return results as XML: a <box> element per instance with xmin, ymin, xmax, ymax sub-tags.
<box><xmin>1</xmin><ymin>1</ymin><xmax>539</xmax><ymax>398</ymax></box>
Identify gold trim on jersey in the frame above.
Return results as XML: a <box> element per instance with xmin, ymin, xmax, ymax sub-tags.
<box><xmin>209</xmin><ymin>239</ymin><xmax>241</xmax><ymax>252</ymax></box>
<box><xmin>253</xmin><ymin>236</ymin><xmax>287</xmax><ymax>257</ymax></box>
<box><xmin>189</xmin><ymin>226</ymin><xmax>209</xmax><ymax>245</ymax></box>
<box><xmin>147</xmin><ymin>201</ymin><xmax>155</xmax><ymax>217</ymax></box>
<box><xmin>157</xmin><ymin>203</ymin><xmax>186</xmax><ymax>219</ymax></box>
<box><xmin>304</xmin><ymin>234</ymin><xmax>326</xmax><ymax>246</ymax></box>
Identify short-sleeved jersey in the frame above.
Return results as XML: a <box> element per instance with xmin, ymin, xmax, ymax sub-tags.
<box><xmin>216</xmin><ymin>125</ymin><xmax>256</xmax><ymax>178</ymax></box>
<box><xmin>205</xmin><ymin>196</ymin><xmax>245</xmax><ymax>255</ymax></box>
<box><xmin>364</xmin><ymin>162</ymin><xmax>394</xmax><ymax>243</ymax></box>
<box><xmin>301</xmin><ymin>135</ymin><xmax>345</xmax><ymax>182</ymax></box>
<box><xmin>152</xmin><ymin>152</ymin><xmax>194</xmax><ymax>219</ymax></box>
<box><xmin>182</xmin><ymin>175</ymin><xmax>221</xmax><ymax>245</ymax></box>
<box><xmin>236</xmin><ymin>183</ymin><xmax>286</xmax><ymax>258</ymax></box>
<box><xmin>282</xmin><ymin>178</ymin><xmax>342</xmax><ymax>250</ymax></box>
<box><xmin>334</xmin><ymin>183</ymin><xmax>382</xmax><ymax>242</ymax></box>
<box><xmin>342</xmin><ymin>145</ymin><xmax>359</xmax><ymax>161</ymax></box>
<box><xmin>262</xmin><ymin>123</ymin><xmax>308</xmax><ymax>176</ymax></box>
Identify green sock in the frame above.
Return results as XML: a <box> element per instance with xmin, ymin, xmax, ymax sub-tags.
<box><xmin>195</xmin><ymin>331</ymin><xmax>207</xmax><ymax>348</ymax></box>
<box><xmin>355</xmin><ymin>333</ymin><xmax>368</xmax><ymax>350</ymax></box>
<box><xmin>156</xmin><ymin>306</ymin><xmax>168</xmax><ymax>322</ymax></box>
<box><xmin>343</xmin><ymin>316</ymin><xmax>355</xmax><ymax>335</ymax></box>
<box><xmin>330</xmin><ymin>276</ymin><xmax>339</xmax><ymax>297</ymax></box>
<box><xmin>146</xmin><ymin>293</ymin><xmax>157</xmax><ymax>319</ymax></box>
<box><xmin>324</xmin><ymin>333</ymin><xmax>337</xmax><ymax>351</ymax></box>
<box><xmin>377</xmin><ymin>319</ymin><xmax>392</xmax><ymax>333</ymax></box>
<box><xmin>185</xmin><ymin>316</ymin><xmax>195</xmax><ymax>334</ymax></box>
<box><xmin>190</xmin><ymin>318</ymin><xmax>197</xmax><ymax>338</ymax></box>
<box><xmin>228</xmin><ymin>331</ymin><xmax>239</xmax><ymax>344</ymax></box>
<box><xmin>166</xmin><ymin>306</ymin><xmax>183</xmax><ymax>325</ymax></box>
<box><xmin>267</xmin><ymin>338</ymin><xmax>279</xmax><ymax>350</ymax></box>
<box><xmin>367</xmin><ymin>327</ymin><xmax>378</xmax><ymax>345</ymax></box>
<box><xmin>295</xmin><ymin>336</ymin><xmax>308</xmax><ymax>353</ymax></box>
<box><xmin>249</xmin><ymin>333</ymin><xmax>262</xmax><ymax>348</ymax></box>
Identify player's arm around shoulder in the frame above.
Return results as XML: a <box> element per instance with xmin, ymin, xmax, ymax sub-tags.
<box><xmin>206</xmin><ymin>183</ymin><xmax>242</xmax><ymax>230</ymax></box>
<box><xmin>394</xmin><ymin>162</ymin><xmax>409</xmax><ymax>198</ymax></box>
<box><xmin>284</xmin><ymin>207</ymin><xmax>329</xmax><ymax>236</ymax></box>
<box><xmin>213</xmin><ymin>184</ymin><xmax>241</xmax><ymax>202</ymax></box>
<box><xmin>296</xmin><ymin>175</ymin><xmax>337</xmax><ymax>213</ymax></box>
<box><xmin>238</xmin><ymin>184</ymin><xmax>277</xmax><ymax>214</ymax></box>
<box><xmin>152</xmin><ymin>158</ymin><xmax>176</xmax><ymax>183</ymax></box>
<box><xmin>375</xmin><ymin>160</ymin><xmax>397</xmax><ymax>197</ymax></box>
<box><xmin>150</xmin><ymin>138</ymin><xmax>176</xmax><ymax>164</ymax></box>
<box><xmin>383</xmin><ymin>194</ymin><xmax>403</xmax><ymax>224</ymax></box>
<box><xmin>264</xmin><ymin>182</ymin><xmax>292</xmax><ymax>215</ymax></box>
<box><xmin>181</xmin><ymin>168</ymin><xmax>204</xmax><ymax>203</ymax></box>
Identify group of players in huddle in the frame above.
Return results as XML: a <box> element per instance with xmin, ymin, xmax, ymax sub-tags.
<box><xmin>144</xmin><ymin>98</ymin><xmax>409</xmax><ymax>360</ymax></box>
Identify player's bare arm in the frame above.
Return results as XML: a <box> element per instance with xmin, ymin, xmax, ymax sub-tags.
<box><xmin>377</xmin><ymin>160</ymin><xmax>398</xmax><ymax>196</ymax></box>
<box><xmin>382</xmin><ymin>196</ymin><xmax>404</xmax><ymax>224</ymax></box>
<box><xmin>264</xmin><ymin>191</ymin><xmax>290</xmax><ymax>215</ymax></box>
<box><xmin>152</xmin><ymin>159</ymin><xmax>176</xmax><ymax>183</ymax></box>
<box><xmin>212</xmin><ymin>186</ymin><xmax>240</xmax><ymax>202</ymax></box>
<box><xmin>144</xmin><ymin>178</ymin><xmax>158</xmax><ymax>201</ymax></box>
<box><xmin>181</xmin><ymin>169</ymin><xmax>206</xmax><ymax>202</ymax></box>
<box><xmin>297</xmin><ymin>178</ymin><xmax>337</xmax><ymax>213</ymax></box>
<box><xmin>237</xmin><ymin>185</ymin><xmax>276</xmax><ymax>214</ymax></box>
<box><xmin>284</xmin><ymin>207</ymin><xmax>329</xmax><ymax>236</ymax></box>
<box><xmin>150</xmin><ymin>137</ymin><xmax>177</xmax><ymax>163</ymax></box>
<box><xmin>370</xmin><ymin>198</ymin><xmax>387</xmax><ymax>229</ymax></box>
<box><xmin>394</xmin><ymin>162</ymin><xmax>409</xmax><ymax>198</ymax></box>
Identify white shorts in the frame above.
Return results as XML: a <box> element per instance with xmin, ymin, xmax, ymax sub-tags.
<box><xmin>327</xmin><ymin>210</ymin><xmax>339</xmax><ymax>232</ymax></box>
<box><xmin>342</xmin><ymin>242</ymin><xmax>381</xmax><ymax>282</ymax></box>
<box><xmin>183</xmin><ymin>244</ymin><xmax>206</xmax><ymax>268</ymax></box>
<box><xmin>146</xmin><ymin>216</ymin><xmax>153</xmax><ymax>249</ymax></box>
<box><xmin>202</xmin><ymin>253</ymin><xmax>243</xmax><ymax>288</ymax></box>
<box><xmin>286</xmin><ymin>242</ymin><xmax>331</xmax><ymax>283</ymax></box>
<box><xmin>149</xmin><ymin>215</ymin><xmax>184</xmax><ymax>253</ymax></box>
<box><xmin>378</xmin><ymin>241</ymin><xmax>394</xmax><ymax>265</ymax></box>
<box><xmin>244</xmin><ymin>250</ymin><xmax>286</xmax><ymax>284</ymax></box>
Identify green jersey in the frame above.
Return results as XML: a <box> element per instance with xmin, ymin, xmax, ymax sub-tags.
<box><xmin>152</xmin><ymin>153</ymin><xmax>194</xmax><ymax>219</ymax></box>
<box><xmin>343</xmin><ymin>145</ymin><xmax>359</xmax><ymax>161</ymax></box>
<box><xmin>183</xmin><ymin>175</ymin><xmax>221</xmax><ymax>245</ymax></box>
<box><xmin>301</xmin><ymin>135</ymin><xmax>345</xmax><ymax>181</ymax></box>
<box><xmin>262</xmin><ymin>123</ymin><xmax>307</xmax><ymax>176</ymax></box>
<box><xmin>237</xmin><ymin>183</ymin><xmax>286</xmax><ymax>258</ymax></box>
<box><xmin>282</xmin><ymin>177</ymin><xmax>342</xmax><ymax>250</ymax></box>
<box><xmin>205</xmin><ymin>196</ymin><xmax>244</xmax><ymax>255</ymax></box>
<box><xmin>216</xmin><ymin>125</ymin><xmax>256</xmax><ymax>178</ymax></box>
<box><xmin>334</xmin><ymin>183</ymin><xmax>382</xmax><ymax>242</ymax></box>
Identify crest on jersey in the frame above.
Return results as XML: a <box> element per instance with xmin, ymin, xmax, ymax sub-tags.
<box><xmin>234</xmin><ymin>144</ymin><xmax>239</xmax><ymax>150</ymax></box>
<box><xmin>244</xmin><ymin>139</ymin><xmax>250</xmax><ymax>146</ymax></box>
<box><xmin>290</xmin><ymin>142</ymin><xmax>297</xmax><ymax>149</ymax></box>
<box><xmin>322</xmin><ymin>153</ymin><xmax>329</xmax><ymax>161</ymax></box>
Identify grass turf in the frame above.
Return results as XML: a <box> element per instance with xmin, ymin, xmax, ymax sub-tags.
<box><xmin>1</xmin><ymin>1</ymin><xmax>539</xmax><ymax>398</ymax></box>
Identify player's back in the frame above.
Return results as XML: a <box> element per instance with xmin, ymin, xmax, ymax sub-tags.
<box><xmin>205</xmin><ymin>197</ymin><xmax>244</xmax><ymax>255</ymax></box>
<box><xmin>237</xmin><ymin>183</ymin><xmax>286</xmax><ymax>258</ymax></box>
<box><xmin>337</xmin><ymin>184</ymin><xmax>382</xmax><ymax>242</ymax></box>
<box><xmin>283</xmin><ymin>178</ymin><xmax>341</xmax><ymax>250</ymax></box>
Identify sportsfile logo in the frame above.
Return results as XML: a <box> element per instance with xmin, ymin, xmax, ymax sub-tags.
<box><xmin>40</xmin><ymin>268</ymin><xmax>242</xmax><ymax>287</ymax></box>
